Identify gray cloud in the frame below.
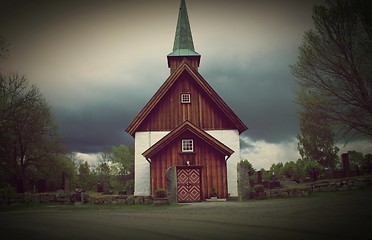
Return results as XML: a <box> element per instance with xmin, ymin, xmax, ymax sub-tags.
<box><xmin>201</xmin><ymin>52</ymin><xmax>300</xmax><ymax>143</ymax></box>
<box><xmin>1</xmin><ymin>0</ymin><xmax>324</xmax><ymax>154</ymax></box>
<box><xmin>53</xmin><ymin>104</ymin><xmax>134</xmax><ymax>153</ymax></box>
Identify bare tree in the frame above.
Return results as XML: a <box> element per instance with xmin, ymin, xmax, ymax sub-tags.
<box><xmin>291</xmin><ymin>0</ymin><xmax>372</xmax><ymax>139</ymax></box>
<box><xmin>0</xmin><ymin>73</ymin><xmax>60</xmax><ymax>192</ymax></box>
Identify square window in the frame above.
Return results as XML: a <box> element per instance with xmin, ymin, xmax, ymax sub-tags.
<box><xmin>182</xmin><ymin>139</ymin><xmax>194</xmax><ymax>152</ymax></box>
<box><xmin>181</xmin><ymin>93</ymin><xmax>191</xmax><ymax>103</ymax></box>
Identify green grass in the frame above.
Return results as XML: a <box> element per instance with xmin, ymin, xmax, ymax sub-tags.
<box><xmin>0</xmin><ymin>201</ymin><xmax>183</xmax><ymax>212</ymax></box>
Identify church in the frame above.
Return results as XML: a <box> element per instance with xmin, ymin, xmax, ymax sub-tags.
<box><xmin>126</xmin><ymin>0</ymin><xmax>248</xmax><ymax>202</ymax></box>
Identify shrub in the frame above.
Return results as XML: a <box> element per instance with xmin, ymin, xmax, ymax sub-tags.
<box><xmin>254</xmin><ymin>184</ymin><xmax>265</xmax><ymax>194</ymax></box>
<box><xmin>0</xmin><ymin>185</ymin><xmax>16</xmax><ymax>196</ymax></box>
<box><xmin>247</xmin><ymin>191</ymin><xmax>255</xmax><ymax>199</ymax></box>
<box><xmin>210</xmin><ymin>187</ymin><xmax>217</xmax><ymax>197</ymax></box>
<box><xmin>253</xmin><ymin>184</ymin><xmax>266</xmax><ymax>200</ymax></box>
<box><xmin>155</xmin><ymin>188</ymin><xmax>167</xmax><ymax>199</ymax></box>
<box><xmin>123</xmin><ymin>180</ymin><xmax>134</xmax><ymax>195</ymax></box>
<box><xmin>305</xmin><ymin>160</ymin><xmax>324</xmax><ymax>181</ymax></box>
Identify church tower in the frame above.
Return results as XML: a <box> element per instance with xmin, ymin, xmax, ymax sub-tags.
<box><xmin>167</xmin><ymin>0</ymin><xmax>201</xmax><ymax>73</ymax></box>
<box><xmin>126</xmin><ymin>0</ymin><xmax>247</xmax><ymax>202</ymax></box>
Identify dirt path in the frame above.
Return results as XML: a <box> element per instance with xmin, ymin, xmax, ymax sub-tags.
<box><xmin>1</xmin><ymin>189</ymin><xmax>371</xmax><ymax>240</ymax></box>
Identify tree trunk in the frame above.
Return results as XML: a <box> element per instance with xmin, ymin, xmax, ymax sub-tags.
<box><xmin>15</xmin><ymin>176</ymin><xmax>25</xmax><ymax>193</ymax></box>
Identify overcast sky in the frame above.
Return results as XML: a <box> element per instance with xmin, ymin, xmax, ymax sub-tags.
<box><xmin>1</xmin><ymin>0</ymin><xmax>370</xmax><ymax>169</ymax></box>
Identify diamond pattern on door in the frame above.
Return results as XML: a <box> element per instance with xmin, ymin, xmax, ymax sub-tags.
<box><xmin>177</xmin><ymin>168</ymin><xmax>201</xmax><ymax>202</ymax></box>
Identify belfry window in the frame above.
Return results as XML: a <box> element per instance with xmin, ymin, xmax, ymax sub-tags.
<box><xmin>182</xmin><ymin>139</ymin><xmax>194</xmax><ymax>152</ymax></box>
<box><xmin>181</xmin><ymin>93</ymin><xmax>191</xmax><ymax>103</ymax></box>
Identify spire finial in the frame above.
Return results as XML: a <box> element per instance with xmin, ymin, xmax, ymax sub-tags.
<box><xmin>169</xmin><ymin>0</ymin><xmax>199</xmax><ymax>57</ymax></box>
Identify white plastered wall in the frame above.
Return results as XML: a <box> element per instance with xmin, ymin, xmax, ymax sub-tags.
<box><xmin>206</xmin><ymin>130</ymin><xmax>240</xmax><ymax>197</ymax></box>
<box><xmin>134</xmin><ymin>129</ymin><xmax>241</xmax><ymax>197</ymax></box>
<box><xmin>134</xmin><ymin>131</ymin><xmax>169</xmax><ymax>196</ymax></box>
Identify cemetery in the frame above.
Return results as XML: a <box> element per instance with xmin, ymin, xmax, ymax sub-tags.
<box><xmin>1</xmin><ymin>150</ymin><xmax>371</xmax><ymax>206</ymax></box>
<box><xmin>1</xmin><ymin>174</ymin><xmax>371</xmax><ymax>207</ymax></box>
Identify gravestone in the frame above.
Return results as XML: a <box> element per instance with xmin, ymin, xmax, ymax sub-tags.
<box><xmin>342</xmin><ymin>153</ymin><xmax>351</xmax><ymax>178</ymax></box>
<box><xmin>61</xmin><ymin>172</ymin><xmax>69</xmax><ymax>192</ymax></box>
<box><xmin>257</xmin><ymin>171</ymin><xmax>263</xmax><ymax>184</ymax></box>
<box><xmin>97</xmin><ymin>180</ymin><xmax>103</xmax><ymax>193</ymax></box>
<box><xmin>269</xmin><ymin>173</ymin><xmax>280</xmax><ymax>189</ymax></box>
<box><xmin>165</xmin><ymin>166</ymin><xmax>177</xmax><ymax>204</ymax></box>
<box><xmin>237</xmin><ymin>162</ymin><xmax>251</xmax><ymax>201</ymax></box>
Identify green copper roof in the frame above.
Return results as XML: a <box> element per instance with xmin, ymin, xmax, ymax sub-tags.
<box><xmin>168</xmin><ymin>0</ymin><xmax>200</xmax><ymax>57</ymax></box>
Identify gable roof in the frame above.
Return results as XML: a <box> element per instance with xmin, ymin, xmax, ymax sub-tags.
<box><xmin>142</xmin><ymin>120</ymin><xmax>234</xmax><ymax>160</ymax></box>
<box><xmin>125</xmin><ymin>59</ymin><xmax>248</xmax><ymax>136</ymax></box>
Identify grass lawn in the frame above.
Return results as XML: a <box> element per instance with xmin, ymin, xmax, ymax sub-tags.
<box><xmin>1</xmin><ymin>187</ymin><xmax>371</xmax><ymax>240</ymax></box>
<box><xmin>0</xmin><ymin>201</ymin><xmax>180</xmax><ymax>212</ymax></box>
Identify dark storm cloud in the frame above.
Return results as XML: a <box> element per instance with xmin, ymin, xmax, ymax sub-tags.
<box><xmin>49</xmin><ymin>72</ymin><xmax>166</xmax><ymax>153</ymax></box>
<box><xmin>1</xmin><ymin>0</ymin><xmax>325</xmax><ymax>155</ymax></box>
<box><xmin>53</xmin><ymin>103</ymin><xmax>134</xmax><ymax>153</ymax></box>
<box><xmin>201</xmin><ymin>50</ymin><xmax>301</xmax><ymax>143</ymax></box>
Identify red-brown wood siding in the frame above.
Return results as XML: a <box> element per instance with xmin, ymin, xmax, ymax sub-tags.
<box><xmin>169</xmin><ymin>57</ymin><xmax>199</xmax><ymax>74</ymax></box>
<box><xmin>149</xmin><ymin>132</ymin><xmax>228</xmax><ymax>200</ymax></box>
<box><xmin>137</xmin><ymin>72</ymin><xmax>236</xmax><ymax>132</ymax></box>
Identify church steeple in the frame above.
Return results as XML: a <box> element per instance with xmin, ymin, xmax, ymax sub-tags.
<box><xmin>167</xmin><ymin>0</ymin><xmax>201</xmax><ymax>73</ymax></box>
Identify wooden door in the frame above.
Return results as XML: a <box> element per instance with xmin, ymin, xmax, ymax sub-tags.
<box><xmin>177</xmin><ymin>167</ymin><xmax>201</xmax><ymax>202</ymax></box>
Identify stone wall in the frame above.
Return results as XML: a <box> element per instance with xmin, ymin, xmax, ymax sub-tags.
<box><xmin>0</xmin><ymin>192</ymin><xmax>75</xmax><ymax>205</ymax></box>
<box><xmin>2</xmin><ymin>177</ymin><xmax>371</xmax><ymax>205</ymax></box>
<box><xmin>264</xmin><ymin>177</ymin><xmax>372</xmax><ymax>200</ymax></box>
<box><xmin>0</xmin><ymin>192</ymin><xmax>154</xmax><ymax>206</ymax></box>
<box><xmin>310</xmin><ymin>177</ymin><xmax>372</xmax><ymax>192</ymax></box>
<box><xmin>243</xmin><ymin>176</ymin><xmax>372</xmax><ymax>200</ymax></box>
<box><xmin>265</xmin><ymin>187</ymin><xmax>311</xmax><ymax>199</ymax></box>
<box><xmin>87</xmin><ymin>195</ymin><xmax>154</xmax><ymax>205</ymax></box>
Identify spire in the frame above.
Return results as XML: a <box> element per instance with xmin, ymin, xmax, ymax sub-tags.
<box><xmin>167</xmin><ymin>0</ymin><xmax>201</xmax><ymax>72</ymax></box>
<box><xmin>170</xmin><ymin>0</ymin><xmax>199</xmax><ymax>56</ymax></box>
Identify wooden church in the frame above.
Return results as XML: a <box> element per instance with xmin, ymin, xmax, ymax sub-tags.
<box><xmin>126</xmin><ymin>0</ymin><xmax>248</xmax><ymax>202</ymax></box>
